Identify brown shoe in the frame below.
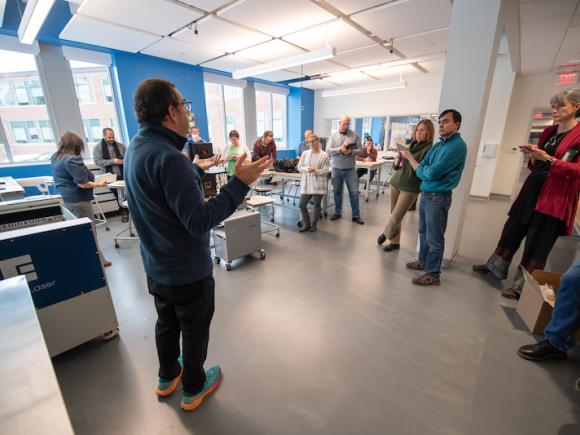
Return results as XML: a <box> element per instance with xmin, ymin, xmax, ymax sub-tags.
<box><xmin>103</xmin><ymin>260</ymin><xmax>112</xmax><ymax>267</ymax></box>
<box><xmin>412</xmin><ymin>273</ymin><xmax>440</xmax><ymax>286</ymax></box>
<box><xmin>501</xmin><ymin>287</ymin><xmax>520</xmax><ymax>300</ymax></box>
<box><xmin>406</xmin><ymin>261</ymin><xmax>424</xmax><ymax>271</ymax></box>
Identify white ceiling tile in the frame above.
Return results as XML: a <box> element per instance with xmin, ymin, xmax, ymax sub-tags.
<box><xmin>394</xmin><ymin>28</ymin><xmax>448</xmax><ymax>58</ymax></box>
<box><xmin>282</xmin><ymin>19</ymin><xmax>374</xmax><ymax>52</ymax></box>
<box><xmin>60</xmin><ymin>14</ymin><xmax>160</xmax><ymax>53</ymax></box>
<box><xmin>175</xmin><ymin>17</ymin><xmax>271</xmax><ymax>53</ymax></box>
<box><xmin>333</xmin><ymin>45</ymin><xmax>398</xmax><ymax>68</ymax></box>
<box><xmin>218</xmin><ymin>0</ymin><xmax>335</xmax><ymax>37</ymax></box>
<box><xmin>415</xmin><ymin>58</ymin><xmax>446</xmax><ymax>74</ymax></box>
<box><xmin>520</xmin><ymin>13</ymin><xmax>573</xmax><ymax>73</ymax></box>
<box><xmin>325</xmin><ymin>71</ymin><xmax>375</xmax><ymax>85</ymax></box>
<box><xmin>141</xmin><ymin>37</ymin><xmax>224</xmax><ymax>65</ymax></box>
<box><xmin>520</xmin><ymin>0</ymin><xmax>578</xmax><ymax>21</ymax></box>
<box><xmin>236</xmin><ymin>39</ymin><xmax>305</xmax><ymax>63</ymax></box>
<box><xmin>253</xmin><ymin>70</ymin><xmax>303</xmax><ymax>82</ymax></box>
<box><xmin>367</xmin><ymin>64</ymin><xmax>414</xmax><ymax>80</ymax></box>
<box><xmin>177</xmin><ymin>0</ymin><xmax>230</xmax><ymax>12</ymax></box>
<box><xmin>552</xmin><ymin>26</ymin><xmax>580</xmax><ymax>68</ymax></box>
<box><xmin>289</xmin><ymin>60</ymin><xmax>347</xmax><ymax>76</ymax></box>
<box><xmin>570</xmin><ymin>5</ymin><xmax>580</xmax><ymax>27</ymax></box>
<box><xmin>77</xmin><ymin>0</ymin><xmax>202</xmax><ymax>36</ymax></box>
<box><xmin>324</xmin><ymin>0</ymin><xmax>389</xmax><ymax>15</ymax></box>
<box><xmin>201</xmin><ymin>54</ymin><xmax>259</xmax><ymax>72</ymax></box>
<box><xmin>351</xmin><ymin>0</ymin><xmax>451</xmax><ymax>40</ymax></box>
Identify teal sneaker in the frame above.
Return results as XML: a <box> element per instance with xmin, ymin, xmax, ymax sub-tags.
<box><xmin>156</xmin><ymin>355</ymin><xmax>183</xmax><ymax>397</ymax></box>
<box><xmin>180</xmin><ymin>365</ymin><xmax>223</xmax><ymax>411</ymax></box>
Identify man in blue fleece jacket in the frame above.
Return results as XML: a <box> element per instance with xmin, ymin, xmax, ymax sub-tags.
<box><xmin>124</xmin><ymin>78</ymin><xmax>270</xmax><ymax>411</ymax></box>
<box><xmin>401</xmin><ymin>109</ymin><xmax>467</xmax><ymax>286</ymax></box>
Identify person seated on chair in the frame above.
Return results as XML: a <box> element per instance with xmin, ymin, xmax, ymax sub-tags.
<box><xmin>53</xmin><ymin>132</ymin><xmax>112</xmax><ymax>267</ymax></box>
<box><xmin>356</xmin><ymin>137</ymin><xmax>378</xmax><ymax>186</ymax></box>
<box><xmin>297</xmin><ymin>134</ymin><xmax>330</xmax><ymax>233</ymax></box>
<box><xmin>253</xmin><ymin>130</ymin><xmax>277</xmax><ymax>162</ymax></box>
<box><xmin>183</xmin><ymin>125</ymin><xmax>209</xmax><ymax>161</ymax></box>
<box><xmin>518</xmin><ymin>260</ymin><xmax>580</xmax><ymax>361</ymax></box>
<box><xmin>223</xmin><ymin>130</ymin><xmax>251</xmax><ymax>180</ymax></box>
<box><xmin>297</xmin><ymin>129</ymin><xmax>313</xmax><ymax>158</ymax></box>
<box><xmin>93</xmin><ymin>127</ymin><xmax>128</xmax><ymax>222</ymax></box>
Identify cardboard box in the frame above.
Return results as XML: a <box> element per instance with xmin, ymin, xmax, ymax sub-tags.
<box><xmin>516</xmin><ymin>268</ymin><xmax>580</xmax><ymax>339</ymax></box>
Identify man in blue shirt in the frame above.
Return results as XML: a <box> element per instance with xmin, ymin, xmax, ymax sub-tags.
<box><xmin>401</xmin><ymin>109</ymin><xmax>467</xmax><ymax>286</ymax></box>
<box><xmin>124</xmin><ymin>78</ymin><xmax>270</xmax><ymax>412</ymax></box>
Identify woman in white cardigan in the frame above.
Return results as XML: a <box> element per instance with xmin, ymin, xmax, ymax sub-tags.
<box><xmin>297</xmin><ymin>134</ymin><xmax>330</xmax><ymax>233</ymax></box>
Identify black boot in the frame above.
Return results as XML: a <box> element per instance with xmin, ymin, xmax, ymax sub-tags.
<box><xmin>299</xmin><ymin>214</ymin><xmax>311</xmax><ymax>232</ymax></box>
<box><xmin>517</xmin><ymin>339</ymin><xmax>567</xmax><ymax>361</ymax></box>
<box><xmin>377</xmin><ymin>233</ymin><xmax>386</xmax><ymax>245</ymax></box>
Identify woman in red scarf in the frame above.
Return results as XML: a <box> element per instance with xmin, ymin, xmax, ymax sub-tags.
<box><xmin>473</xmin><ymin>88</ymin><xmax>580</xmax><ymax>299</ymax></box>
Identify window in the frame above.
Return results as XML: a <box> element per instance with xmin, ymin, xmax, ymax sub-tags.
<box><xmin>83</xmin><ymin>119</ymin><xmax>101</xmax><ymax>143</ymax></box>
<box><xmin>74</xmin><ymin>77</ymin><xmax>93</xmax><ymax>104</ymax></box>
<box><xmin>39</xmin><ymin>120</ymin><xmax>54</xmax><ymax>143</ymax></box>
<box><xmin>69</xmin><ymin>60</ymin><xmax>122</xmax><ymax>157</ymax></box>
<box><xmin>101</xmin><ymin>77</ymin><xmax>113</xmax><ymax>103</ymax></box>
<box><xmin>256</xmin><ymin>90</ymin><xmax>287</xmax><ymax>148</ymax></box>
<box><xmin>203</xmin><ymin>80</ymin><xmax>246</xmax><ymax>153</ymax></box>
<box><xmin>29</xmin><ymin>80</ymin><xmax>45</xmax><ymax>104</ymax></box>
<box><xmin>13</xmin><ymin>81</ymin><xmax>30</xmax><ymax>105</ymax></box>
<box><xmin>0</xmin><ymin>82</ymin><xmax>14</xmax><ymax>106</ymax></box>
<box><xmin>10</xmin><ymin>121</ymin><xmax>27</xmax><ymax>143</ymax></box>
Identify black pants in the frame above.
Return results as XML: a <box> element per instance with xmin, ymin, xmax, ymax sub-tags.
<box><xmin>495</xmin><ymin>211</ymin><xmax>565</xmax><ymax>273</ymax></box>
<box><xmin>147</xmin><ymin>274</ymin><xmax>215</xmax><ymax>394</ymax></box>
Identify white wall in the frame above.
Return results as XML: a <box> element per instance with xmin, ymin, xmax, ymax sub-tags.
<box><xmin>470</xmin><ymin>54</ymin><xmax>516</xmax><ymax>197</ymax></box>
<box><xmin>313</xmin><ymin>73</ymin><xmax>443</xmax><ymax>135</ymax></box>
<box><xmin>491</xmin><ymin>72</ymin><xmax>565</xmax><ymax>196</ymax></box>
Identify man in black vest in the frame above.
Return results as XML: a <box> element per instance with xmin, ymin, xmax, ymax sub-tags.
<box><xmin>93</xmin><ymin>128</ymin><xmax>128</xmax><ymax>221</ymax></box>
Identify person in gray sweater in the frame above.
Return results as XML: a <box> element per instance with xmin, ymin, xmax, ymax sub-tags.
<box><xmin>326</xmin><ymin>115</ymin><xmax>364</xmax><ymax>224</ymax></box>
<box><xmin>93</xmin><ymin>128</ymin><xmax>126</xmax><ymax>176</ymax></box>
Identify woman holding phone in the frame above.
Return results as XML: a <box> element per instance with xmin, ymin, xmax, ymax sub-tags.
<box><xmin>51</xmin><ymin>132</ymin><xmax>112</xmax><ymax>267</ymax></box>
<box><xmin>377</xmin><ymin>119</ymin><xmax>434</xmax><ymax>251</ymax></box>
<box><xmin>473</xmin><ymin>88</ymin><xmax>580</xmax><ymax>299</ymax></box>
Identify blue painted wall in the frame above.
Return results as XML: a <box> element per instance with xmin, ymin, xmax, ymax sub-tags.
<box><xmin>0</xmin><ymin>164</ymin><xmax>52</xmax><ymax>178</ymax></box>
<box><xmin>112</xmin><ymin>52</ymin><xmax>209</xmax><ymax>140</ymax></box>
<box><xmin>371</xmin><ymin>117</ymin><xmax>385</xmax><ymax>145</ymax></box>
<box><xmin>287</xmin><ymin>87</ymin><xmax>314</xmax><ymax>151</ymax></box>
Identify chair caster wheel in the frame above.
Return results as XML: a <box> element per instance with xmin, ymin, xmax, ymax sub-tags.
<box><xmin>226</xmin><ymin>264</ymin><xmax>232</xmax><ymax>271</ymax></box>
<box><xmin>101</xmin><ymin>327</ymin><xmax>119</xmax><ymax>340</ymax></box>
<box><xmin>214</xmin><ymin>257</ymin><xmax>220</xmax><ymax>264</ymax></box>
<box><xmin>276</xmin><ymin>232</ymin><xmax>280</xmax><ymax>238</ymax></box>
<box><xmin>106</xmin><ymin>227</ymin><xmax>110</xmax><ymax>231</ymax></box>
<box><xmin>297</xmin><ymin>220</ymin><xmax>303</xmax><ymax>228</ymax></box>
<box><xmin>260</xmin><ymin>250</ymin><xmax>266</xmax><ymax>260</ymax></box>
<box><xmin>114</xmin><ymin>243</ymin><xmax>119</xmax><ymax>248</ymax></box>
<box><xmin>130</xmin><ymin>233</ymin><xmax>136</xmax><ymax>237</ymax></box>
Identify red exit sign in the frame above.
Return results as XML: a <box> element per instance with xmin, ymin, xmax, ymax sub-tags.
<box><xmin>555</xmin><ymin>72</ymin><xmax>578</xmax><ymax>86</ymax></box>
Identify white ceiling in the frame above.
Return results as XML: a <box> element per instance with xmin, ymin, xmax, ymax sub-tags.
<box><xmin>58</xmin><ymin>0</ymin><xmax>580</xmax><ymax>92</ymax></box>
<box><xmin>519</xmin><ymin>0</ymin><xmax>580</xmax><ymax>74</ymax></box>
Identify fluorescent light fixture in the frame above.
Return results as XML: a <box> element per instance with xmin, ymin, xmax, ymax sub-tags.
<box><xmin>232</xmin><ymin>46</ymin><xmax>336</xmax><ymax>80</ymax></box>
<box><xmin>18</xmin><ymin>0</ymin><xmax>57</xmax><ymax>44</ymax></box>
<box><xmin>321</xmin><ymin>80</ymin><xmax>407</xmax><ymax>97</ymax></box>
<box><xmin>217</xmin><ymin>0</ymin><xmax>247</xmax><ymax>15</ymax></box>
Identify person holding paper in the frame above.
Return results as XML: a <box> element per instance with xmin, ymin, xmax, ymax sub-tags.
<box><xmin>52</xmin><ymin>132</ymin><xmax>112</xmax><ymax>267</ymax></box>
<box><xmin>473</xmin><ymin>89</ymin><xmax>580</xmax><ymax>300</ymax></box>
<box><xmin>518</xmin><ymin>260</ymin><xmax>580</xmax><ymax>361</ymax></box>
<box><xmin>326</xmin><ymin>115</ymin><xmax>364</xmax><ymax>224</ymax></box>
<box><xmin>377</xmin><ymin>120</ymin><xmax>434</xmax><ymax>252</ymax></box>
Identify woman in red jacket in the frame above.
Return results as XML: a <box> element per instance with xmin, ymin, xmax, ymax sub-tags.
<box><xmin>473</xmin><ymin>88</ymin><xmax>580</xmax><ymax>299</ymax></box>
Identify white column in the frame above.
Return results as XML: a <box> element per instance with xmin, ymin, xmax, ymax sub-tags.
<box><xmin>36</xmin><ymin>43</ymin><xmax>85</xmax><ymax>147</ymax></box>
<box><xmin>244</xmin><ymin>81</ymin><xmax>257</xmax><ymax>145</ymax></box>
<box><xmin>438</xmin><ymin>0</ymin><xmax>504</xmax><ymax>264</ymax></box>
<box><xmin>470</xmin><ymin>53</ymin><xmax>516</xmax><ymax>198</ymax></box>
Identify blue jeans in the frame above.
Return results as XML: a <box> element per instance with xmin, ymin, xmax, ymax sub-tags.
<box><xmin>332</xmin><ymin>168</ymin><xmax>360</xmax><ymax>218</ymax></box>
<box><xmin>544</xmin><ymin>260</ymin><xmax>580</xmax><ymax>351</ymax></box>
<box><xmin>418</xmin><ymin>192</ymin><xmax>452</xmax><ymax>276</ymax></box>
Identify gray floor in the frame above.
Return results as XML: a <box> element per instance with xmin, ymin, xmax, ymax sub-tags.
<box><xmin>52</xmin><ymin>191</ymin><xmax>580</xmax><ymax>435</ymax></box>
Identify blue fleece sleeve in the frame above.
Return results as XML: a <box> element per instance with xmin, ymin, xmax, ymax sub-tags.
<box><xmin>160</xmin><ymin>154</ymin><xmax>250</xmax><ymax>235</ymax></box>
<box><xmin>416</xmin><ymin>143</ymin><xmax>466</xmax><ymax>182</ymax></box>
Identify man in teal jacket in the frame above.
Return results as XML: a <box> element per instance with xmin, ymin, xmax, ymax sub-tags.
<box><xmin>401</xmin><ymin>109</ymin><xmax>467</xmax><ymax>286</ymax></box>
